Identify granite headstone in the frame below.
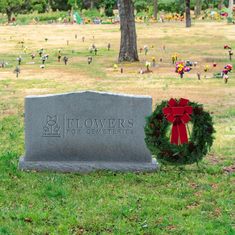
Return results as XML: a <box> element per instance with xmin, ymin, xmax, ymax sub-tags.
<box><xmin>19</xmin><ymin>91</ymin><xmax>157</xmax><ymax>172</ymax></box>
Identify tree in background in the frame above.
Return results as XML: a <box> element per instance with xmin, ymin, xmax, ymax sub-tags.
<box><xmin>0</xmin><ymin>0</ymin><xmax>233</xmax><ymax>22</ymax></box>
<box><xmin>185</xmin><ymin>0</ymin><xmax>191</xmax><ymax>27</ymax></box>
<box><xmin>194</xmin><ymin>0</ymin><xmax>202</xmax><ymax>17</ymax></box>
<box><xmin>202</xmin><ymin>0</ymin><xmax>229</xmax><ymax>9</ymax></box>
<box><xmin>101</xmin><ymin>0</ymin><xmax>117</xmax><ymax>17</ymax></box>
<box><xmin>218</xmin><ymin>0</ymin><xmax>224</xmax><ymax>10</ymax></box>
<box><xmin>154</xmin><ymin>0</ymin><xmax>158</xmax><ymax>19</ymax></box>
<box><xmin>82</xmin><ymin>0</ymin><xmax>98</xmax><ymax>9</ymax></box>
<box><xmin>0</xmin><ymin>0</ymin><xmax>24</xmax><ymax>22</ymax></box>
<box><xmin>48</xmin><ymin>0</ymin><xmax>70</xmax><ymax>11</ymax></box>
<box><xmin>134</xmin><ymin>0</ymin><xmax>147</xmax><ymax>13</ymax></box>
<box><xmin>228</xmin><ymin>0</ymin><xmax>233</xmax><ymax>11</ymax></box>
<box><xmin>68</xmin><ymin>0</ymin><xmax>83</xmax><ymax>11</ymax></box>
<box><xmin>154</xmin><ymin>0</ymin><xmax>184</xmax><ymax>14</ymax></box>
<box><xmin>118</xmin><ymin>0</ymin><xmax>139</xmax><ymax>62</ymax></box>
<box><xmin>30</xmin><ymin>0</ymin><xmax>47</xmax><ymax>13</ymax></box>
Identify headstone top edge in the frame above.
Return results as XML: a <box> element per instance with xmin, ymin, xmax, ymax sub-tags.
<box><xmin>25</xmin><ymin>91</ymin><xmax>152</xmax><ymax>100</ymax></box>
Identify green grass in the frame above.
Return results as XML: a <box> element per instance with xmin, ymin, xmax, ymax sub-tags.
<box><xmin>0</xmin><ymin>115</ymin><xmax>234</xmax><ymax>235</ymax></box>
<box><xmin>0</xmin><ymin>11</ymin><xmax>68</xmax><ymax>25</ymax></box>
<box><xmin>0</xmin><ymin>22</ymin><xmax>234</xmax><ymax>234</ymax></box>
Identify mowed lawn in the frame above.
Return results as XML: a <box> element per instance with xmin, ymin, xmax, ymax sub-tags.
<box><xmin>0</xmin><ymin>22</ymin><xmax>234</xmax><ymax>234</ymax></box>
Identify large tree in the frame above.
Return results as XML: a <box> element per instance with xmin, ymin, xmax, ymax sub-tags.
<box><xmin>118</xmin><ymin>0</ymin><xmax>139</xmax><ymax>62</ymax></box>
<box><xmin>153</xmin><ymin>0</ymin><xmax>158</xmax><ymax>19</ymax></box>
<box><xmin>0</xmin><ymin>0</ymin><xmax>24</xmax><ymax>23</ymax></box>
<box><xmin>185</xmin><ymin>0</ymin><xmax>191</xmax><ymax>27</ymax></box>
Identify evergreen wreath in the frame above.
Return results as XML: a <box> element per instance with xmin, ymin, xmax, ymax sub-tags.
<box><xmin>145</xmin><ymin>98</ymin><xmax>215</xmax><ymax>165</ymax></box>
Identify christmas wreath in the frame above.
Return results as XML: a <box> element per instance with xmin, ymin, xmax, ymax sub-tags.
<box><xmin>145</xmin><ymin>98</ymin><xmax>215</xmax><ymax>165</ymax></box>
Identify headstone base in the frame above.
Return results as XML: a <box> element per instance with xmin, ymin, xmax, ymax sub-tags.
<box><xmin>19</xmin><ymin>157</ymin><xmax>158</xmax><ymax>173</ymax></box>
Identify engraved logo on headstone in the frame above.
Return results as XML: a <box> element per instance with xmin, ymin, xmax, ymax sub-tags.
<box><xmin>43</xmin><ymin>115</ymin><xmax>61</xmax><ymax>137</ymax></box>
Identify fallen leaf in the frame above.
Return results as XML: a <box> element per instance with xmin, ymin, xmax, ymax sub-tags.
<box><xmin>223</xmin><ymin>165</ymin><xmax>235</xmax><ymax>173</ymax></box>
<box><xmin>189</xmin><ymin>183</ymin><xmax>198</xmax><ymax>189</ymax></box>
<box><xmin>213</xmin><ymin>208</ymin><xmax>221</xmax><ymax>217</ymax></box>
<box><xmin>166</xmin><ymin>225</ymin><xmax>177</xmax><ymax>231</ymax></box>
<box><xmin>211</xmin><ymin>183</ymin><xmax>218</xmax><ymax>189</ymax></box>
<box><xmin>24</xmin><ymin>217</ymin><xmax>33</xmax><ymax>223</ymax></box>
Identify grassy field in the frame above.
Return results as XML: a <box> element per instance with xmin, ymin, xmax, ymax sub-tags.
<box><xmin>0</xmin><ymin>22</ymin><xmax>234</xmax><ymax>234</ymax></box>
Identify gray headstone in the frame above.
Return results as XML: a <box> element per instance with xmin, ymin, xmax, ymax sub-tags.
<box><xmin>19</xmin><ymin>91</ymin><xmax>158</xmax><ymax>172</ymax></box>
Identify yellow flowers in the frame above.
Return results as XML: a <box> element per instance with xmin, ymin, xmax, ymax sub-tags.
<box><xmin>204</xmin><ymin>64</ymin><xmax>210</xmax><ymax>72</ymax></box>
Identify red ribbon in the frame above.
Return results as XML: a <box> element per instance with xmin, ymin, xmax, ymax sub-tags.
<box><xmin>162</xmin><ymin>98</ymin><xmax>193</xmax><ymax>145</ymax></box>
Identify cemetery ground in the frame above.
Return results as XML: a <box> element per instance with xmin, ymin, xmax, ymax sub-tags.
<box><xmin>0</xmin><ymin>22</ymin><xmax>234</xmax><ymax>234</ymax></box>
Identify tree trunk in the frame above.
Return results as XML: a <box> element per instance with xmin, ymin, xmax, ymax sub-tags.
<box><xmin>218</xmin><ymin>0</ymin><xmax>223</xmax><ymax>10</ymax></box>
<box><xmin>229</xmin><ymin>0</ymin><xmax>233</xmax><ymax>12</ymax></box>
<box><xmin>185</xmin><ymin>0</ymin><xmax>191</xmax><ymax>28</ymax></box>
<box><xmin>71</xmin><ymin>7</ymin><xmax>74</xmax><ymax>22</ymax></box>
<box><xmin>118</xmin><ymin>0</ymin><xmax>139</xmax><ymax>62</ymax></box>
<box><xmin>90</xmin><ymin>0</ymin><xmax>94</xmax><ymax>9</ymax></box>
<box><xmin>154</xmin><ymin>0</ymin><xmax>158</xmax><ymax>20</ymax></box>
<box><xmin>47</xmin><ymin>0</ymin><xmax>52</xmax><ymax>12</ymax></box>
<box><xmin>6</xmin><ymin>9</ymin><xmax>12</xmax><ymax>23</ymax></box>
<box><xmin>194</xmin><ymin>0</ymin><xmax>201</xmax><ymax>17</ymax></box>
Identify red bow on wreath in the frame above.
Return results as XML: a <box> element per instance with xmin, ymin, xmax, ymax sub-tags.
<box><xmin>162</xmin><ymin>98</ymin><xmax>193</xmax><ymax>145</ymax></box>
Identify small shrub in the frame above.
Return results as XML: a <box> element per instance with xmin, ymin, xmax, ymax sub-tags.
<box><xmin>83</xmin><ymin>9</ymin><xmax>101</xmax><ymax>18</ymax></box>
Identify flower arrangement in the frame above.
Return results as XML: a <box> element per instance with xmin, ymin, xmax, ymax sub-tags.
<box><xmin>223</xmin><ymin>64</ymin><xmax>233</xmax><ymax>75</ymax></box>
<box><xmin>175</xmin><ymin>62</ymin><xmax>191</xmax><ymax>78</ymax></box>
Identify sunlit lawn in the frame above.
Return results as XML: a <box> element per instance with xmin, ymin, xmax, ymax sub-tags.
<box><xmin>0</xmin><ymin>21</ymin><xmax>234</xmax><ymax>234</ymax></box>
